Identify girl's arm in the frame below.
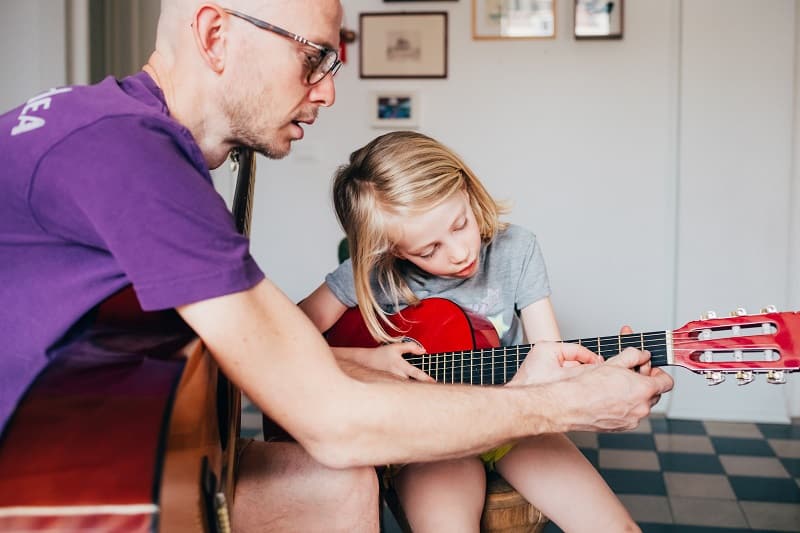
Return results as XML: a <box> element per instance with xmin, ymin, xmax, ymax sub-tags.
<box><xmin>519</xmin><ymin>297</ymin><xmax>561</xmax><ymax>342</ymax></box>
<box><xmin>298</xmin><ymin>283</ymin><xmax>348</xmax><ymax>333</ymax></box>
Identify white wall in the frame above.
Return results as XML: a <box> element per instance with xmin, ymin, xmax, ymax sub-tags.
<box><xmin>0</xmin><ymin>1</ymin><xmax>67</xmax><ymax>111</ymax></box>
<box><xmin>669</xmin><ymin>1</ymin><xmax>797</xmax><ymax>422</ymax></box>
<box><xmin>244</xmin><ymin>0</ymin><xmax>799</xmax><ymax>421</ymax></box>
<box><xmin>3</xmin><ymin>0</ymin><xmax>798</xmax><ymax>421</ymax></box>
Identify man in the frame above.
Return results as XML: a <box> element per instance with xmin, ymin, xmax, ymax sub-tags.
<box><xmin>0</xmin><ymin>0</ymin><xmax>673</xmax><ymax>531</ymax></box>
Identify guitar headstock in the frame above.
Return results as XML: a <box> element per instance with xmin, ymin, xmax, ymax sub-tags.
<box><xmin>671</xmin><ymin>306</ymin><xmax>800</xmax><ymax>385</ymax></box>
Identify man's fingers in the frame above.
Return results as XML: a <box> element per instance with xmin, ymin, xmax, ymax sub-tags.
<box><xmin>649</xmin><ymin>368</ymin><xmax>675</xmax><ymax>393</ymax></box>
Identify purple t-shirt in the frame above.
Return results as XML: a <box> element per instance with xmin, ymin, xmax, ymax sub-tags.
<box><xmin>0</xmin><ymin>72</ymin><xmax>265</xmax><ymax>434</ymax></box>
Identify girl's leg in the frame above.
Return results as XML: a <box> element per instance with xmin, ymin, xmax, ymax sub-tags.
<box><xmin>495</xmin><ymin>433</ymin><xmax>639</xmax><ymax>533</ymax></box>
<box><xmin>393</xmin><ymin>456</ymin><xmax>486</xmax><ymax>533</ymax></box>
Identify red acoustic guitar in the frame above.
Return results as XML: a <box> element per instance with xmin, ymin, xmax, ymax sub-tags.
<box><xmin>325</xmin><ymin>298</ymin><xmax>800</xmax><ymax>386</ymax></box>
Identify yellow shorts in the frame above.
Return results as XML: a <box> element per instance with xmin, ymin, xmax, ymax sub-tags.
<box><xmin>479</xmin><ymin>442</ymin><xmax>515</xmax><ymax>470</ymax></box>
<box><xmin>381</xmin><ymin>442</ymin><xmax>516</xmax><ymax>487</ymax></box>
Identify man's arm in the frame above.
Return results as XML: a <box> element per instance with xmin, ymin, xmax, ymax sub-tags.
<box><xmin>178</xmin><ymin>279</ymin><xmax>673</xmax><ymax>469</ymax></box>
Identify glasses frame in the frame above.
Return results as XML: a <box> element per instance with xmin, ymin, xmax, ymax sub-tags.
<box><xmin>223</xmin><ymin>8</ymin><xmax>341</xmax><ymax>84</ymax></box>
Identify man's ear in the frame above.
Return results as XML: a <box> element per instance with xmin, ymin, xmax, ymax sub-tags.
<box><xmin>192</xmin><ymin>4</ymin><xmax>227</xmax><ymax>73</ymax></box>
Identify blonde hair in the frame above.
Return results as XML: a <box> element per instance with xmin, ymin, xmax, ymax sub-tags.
<box><xmin>332</xmin><ymin>131</ymin><xmax>508</xmax><ymax>343</ymax></box>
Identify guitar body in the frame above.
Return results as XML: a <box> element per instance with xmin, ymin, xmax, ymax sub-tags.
<box><xmin>0</xmin><ymin>287</ymin><xmax>229</xmax><ymax>531</ymax></box>
<box><xmin>325</xmin><ymin>297</ymin><xmax>501</xmax><ymax>353</ymax></box>
<box><xmin>264</xmin><ymin>299</ymin><xmax>502</xmax><ymax>441</ymax></box>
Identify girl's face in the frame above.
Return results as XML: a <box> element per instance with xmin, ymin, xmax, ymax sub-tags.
<box><xmin>390</xmin><ymin>190</ymin><xmax>482</xmax><ymax>279</ymax></box>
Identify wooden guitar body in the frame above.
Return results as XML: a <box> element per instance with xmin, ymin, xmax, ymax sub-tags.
<box><xmin>0</xmin><ymin>291</ymin><xmax>228</xmax><ymax>531</ymax></box>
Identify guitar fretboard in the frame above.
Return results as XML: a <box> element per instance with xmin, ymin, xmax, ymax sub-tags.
<box><xmin>403</xmin><ymin>331</ymin><xmax>670</xmax><ymax>385</ymax></box>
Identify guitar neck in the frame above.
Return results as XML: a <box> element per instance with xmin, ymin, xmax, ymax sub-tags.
<box><xmin>404</xmin><ymin>331</ymin><xmax>670</xmax><ymax>385</ymax></box>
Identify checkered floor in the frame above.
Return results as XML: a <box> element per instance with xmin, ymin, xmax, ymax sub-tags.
<box><xmin>241</xmin><ymin>401</ymin><xmax>800</xmax><ymax>532</ymax></box>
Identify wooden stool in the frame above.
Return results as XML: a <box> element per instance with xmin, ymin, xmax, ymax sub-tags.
<box><xmin>381</xmin><ymin>470</ymin><xmax>548</xmax><ymax>533</ymax></box>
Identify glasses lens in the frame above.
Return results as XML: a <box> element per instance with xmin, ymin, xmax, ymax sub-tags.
<box><xmin>309</xmin><ymin>50</ymin><xmax>340</xmax><ymax>84</ymax></box>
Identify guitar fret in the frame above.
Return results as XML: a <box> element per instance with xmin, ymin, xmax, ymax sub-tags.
<box><xmin>491</xmin><ymin>348</ymin><xmax>495</xmax><ymax>385</ymax></box>
<box><xmin>503</xmin><ymin>346</ymin><xmax>507</xmax><ymax>385</ymax></box>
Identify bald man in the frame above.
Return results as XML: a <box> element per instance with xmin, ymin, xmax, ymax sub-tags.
<box><xmin>0</xmin><ymin>1</ymin><xmax>672</xmax><ymax>531</ymax></box>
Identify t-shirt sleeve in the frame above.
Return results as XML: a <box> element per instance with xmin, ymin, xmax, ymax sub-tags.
<box><xmin>513</xmin><ymin>228</ymin><xmax>551</xmax><ymax>311</ymax></box>
<box><xmin>324</xmin><ymin>259</ymin><xmax>358</xmax><ymax>307</ymax></box>
<box><xmin>30</xmin><ymin>115</ymin><xmax>264</xmax><ymax>310</ymax></box>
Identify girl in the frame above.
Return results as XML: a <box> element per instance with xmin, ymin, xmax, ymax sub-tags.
<box><xmin>300</xmin><ymin>131</ymin><xmax>638</xmax><ymax>533</ymax></box>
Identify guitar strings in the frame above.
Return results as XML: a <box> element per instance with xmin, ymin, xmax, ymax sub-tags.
<box><xmin>401</xmin><ymin>329</ymin><xmax>779</xmax><ymax>366</ymax></box>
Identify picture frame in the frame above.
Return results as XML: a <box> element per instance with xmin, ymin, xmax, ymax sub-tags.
<box><xmin>370</xmin><ymin>91</ymin><xmax>420</xmax><ymax>129</ymax></box>
<box><xmin>359</xmin><ymin>12</ymin><xmax>448</xmax><ymax>79</ymax></box>
<box><xmin>472</xmin><ymin>0</ymin><xmax>556</xmax><ymax>40</ymax></box>
<box><xmin>574</xmin><ymin>0</ymin><xmax>623</xmax><ymax>39</ymax></box>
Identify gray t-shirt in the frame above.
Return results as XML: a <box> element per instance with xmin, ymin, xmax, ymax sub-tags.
<box><xmin>325</xmin><ymin>224</ymin><xmax>551</xmax><ymax>346</ymax></box>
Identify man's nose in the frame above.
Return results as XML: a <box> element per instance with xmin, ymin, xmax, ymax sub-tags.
<box><xmin>310</xmin><ymin>75</ymin><xmax>336</xmax><ymax>107</ymax></box>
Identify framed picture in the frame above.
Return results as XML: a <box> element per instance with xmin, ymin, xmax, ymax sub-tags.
<box><xmin>360</xmin><ymin>12</ymin><xmax>448</xmax><ymax>79</ymax></box>
<box><xmin>574</xmin><ymin>0</ymin><xmax>623</xmax><ymax>39</ymax></box>
<box><xmin>472</xmin><ymin>0</ymin><xmax>555</xmax><ymax>40</ymax></box>
<box><xmin>370</xmin><ymin>91</ymin><xmax>419</xmax><ymax>129</ymax></box>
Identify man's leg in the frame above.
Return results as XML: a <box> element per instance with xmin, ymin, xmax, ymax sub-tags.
<box><xmin>232</xmin><ymin>440</ymin><xmax>380</xmax><ymax>533</ymax></box>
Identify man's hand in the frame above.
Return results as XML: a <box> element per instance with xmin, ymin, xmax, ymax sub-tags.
<box><xmin>557</xmin><ymin>347</ymin><xmax>674</xmax><ymax>432</ymax></box>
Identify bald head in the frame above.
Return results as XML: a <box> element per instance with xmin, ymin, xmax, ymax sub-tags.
<box><xmin>155</xmin><ymin>0</ymin><xmax>296</xmax><ymax>57</ymax></box>
<box><xmin>144</xmin><ymin>0</ymin><xmax>343</xmax><ymax>167</ymax></box>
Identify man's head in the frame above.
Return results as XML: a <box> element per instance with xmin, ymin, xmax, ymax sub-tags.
<box><xmin>150</xmin><ymin>0</ymin><xmax>343</xmax><ymax>166</ymax></box>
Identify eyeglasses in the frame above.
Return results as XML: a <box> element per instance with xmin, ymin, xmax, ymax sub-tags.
<box><xmin>224</xmin><ymin>8</ymin><xmax>342</xmax><ymax>85</ymax></box>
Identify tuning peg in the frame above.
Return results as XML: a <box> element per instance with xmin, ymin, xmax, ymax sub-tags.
<box><xmin>767</xmin><ymin>370</ymin><xmax>787</xmax><ymax>385</ymax></box>
<box><xmin>731</xmin><ymin>307</ymin><xmax>747</xmax><ymax>317</ymax></box>
<box><xmin>761</xmin><ymin>305</ymin><xmax>778</xmax><ymax>314</ymax></box>
<box><xmin>702</xmin><ymin>310</ymin><xmax>717</xmax><ymax>320</ymax></box>
<box><xmin>735</xmin><ymin>370</ymin><xmax>754</xmax><ymax>385</ymax></box>
<box><xmin>704</xmin><ymin>371</ymin><xmax>725</xmax><ymax>385</ymax></box>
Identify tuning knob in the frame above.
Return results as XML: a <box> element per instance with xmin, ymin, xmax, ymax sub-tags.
<box><xmin>767</xmin><ymin>370</ymin><xmax>787</xmax><ymax>385</ymax></box>
<box><xmin>761</xmin><ymin>305</ymin><xmax>778</xmax><ymax>314</ymax></box>
<box><xmin>704</xmin><ymin>371</ymin><xmax>725</xmax><ymax>385</ymax></box>
<box><xmin>702</xmin><ymin>311</ymin><xmax>717</xmax><ymax>320</ymax></box>
<box><xmin>735</xmin><ymin>370</ymin><xmax>754</xmax><ymax>385</ymax></box>
<box><xmin>731</xmin><ymin>307</ymin><xmax>747</xmax><ymax>317</ymax></box>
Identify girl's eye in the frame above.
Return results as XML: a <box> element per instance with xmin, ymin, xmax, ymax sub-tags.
<box><xmin>454</xmin><ymin>218</ymin><xmax>468</xmax><ymax>231</ymax></box>
<box><xmin>420</xmin><ymin>245</ymin><xmax>438</xmax><ymax>259</ymax></box>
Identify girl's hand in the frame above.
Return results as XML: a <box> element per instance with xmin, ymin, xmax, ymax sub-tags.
<box><xmin>369</xmin><ymin>341</ymin><xmax>434</xmax><ymax>382</ymax></box>
<box><xmin>509</xmin><ymin>341</ymin><xmax>602</xmax><ymax>386</ymax></box>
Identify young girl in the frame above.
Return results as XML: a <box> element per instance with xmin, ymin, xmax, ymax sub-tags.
<box><xmin>300</xmin><ymin>131</ymin><xmax>638</xmax><ymax>533</ymax></box>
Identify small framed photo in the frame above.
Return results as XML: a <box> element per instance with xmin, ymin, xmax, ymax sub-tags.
<box><xmin>370</xmin><ymin>91</ymin><xmax>419</xmax><ymax>129</ymax></box>
<box><xmin>574</xmin><ymin>0</ymin><xmax>623</xmax><ymax>39</ymax></box>
<box><xmin>360</xmin><ymin>12</ymin><xmax>448</xmax><ymax>79</ymax></box>
<box><xmin>472</xmin><ymin>0</ymin><xmax>555</xmax><ymax>40</ymax></box>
